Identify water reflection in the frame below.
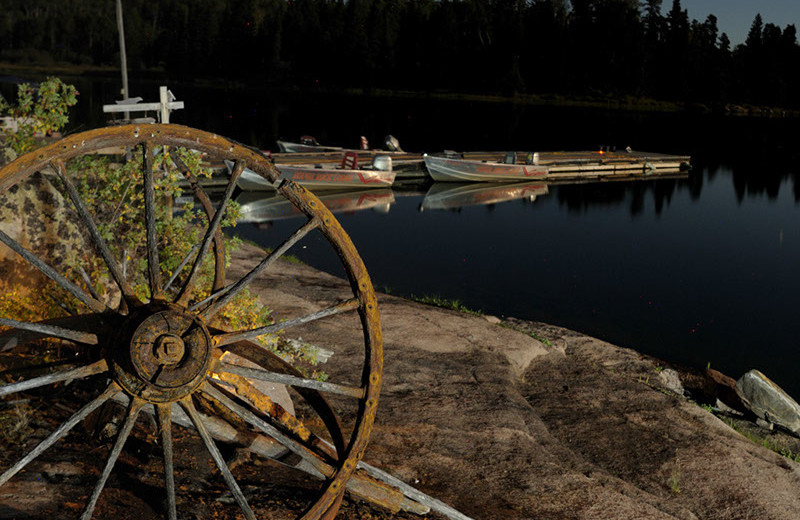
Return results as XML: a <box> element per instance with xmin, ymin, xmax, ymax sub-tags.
<box><xmin>420</xmin><ymin>181</ymin><xmax>548</xmax><ymax>211</ymax></box>
<box><xmin>233</xmin><ymin>174</ymin><xmax>691</xmax><ymax>224</ymax></box>
<box><xmin>554</xmin><ymin>175</ymin><xmax>690</xmax><ymax>216</ymax></box>
<box><xmin>235</xmin><ymin>189</ymin><xmax>395</xmax><ymax>223</ymax></box>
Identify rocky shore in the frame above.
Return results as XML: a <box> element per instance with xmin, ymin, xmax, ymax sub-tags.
<box><xmin>225</xmin><ymin>243</ymin><xmax>800</xmax><ymax>520</ymax></box>
<box><xmin>3</xmin><ymin>243</ymin><xmax>800</xmax><ymax>520</ymax></box>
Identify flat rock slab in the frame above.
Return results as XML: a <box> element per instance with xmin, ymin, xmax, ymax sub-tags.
<box><xmin>227</xmin><ymin>244</ymin><xmax>800</xmax><ymax>520</ymax></box>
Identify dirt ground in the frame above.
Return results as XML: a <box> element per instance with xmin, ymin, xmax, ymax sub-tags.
<box><xmin>2</xmin><ymin>243</ymin><xmax>800</xmax><ymax>519</ymax></box>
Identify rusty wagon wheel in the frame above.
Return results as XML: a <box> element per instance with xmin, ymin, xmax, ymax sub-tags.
<box><xmin>0</xmin><ymin>124</ymin><xmax>382</xmax><ymax>520</ymax></box>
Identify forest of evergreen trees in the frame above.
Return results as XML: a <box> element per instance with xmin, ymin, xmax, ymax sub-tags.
<box><xmin>1</xmin><ymin>0</ymin><xmax>799</xmax><ymax>109</ymax></box>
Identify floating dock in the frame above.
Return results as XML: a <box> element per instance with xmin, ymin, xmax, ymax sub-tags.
<box><xmin>458</xmin><ymin>150</ymin><xmax>690</xmax><ymax>177</ymax></box>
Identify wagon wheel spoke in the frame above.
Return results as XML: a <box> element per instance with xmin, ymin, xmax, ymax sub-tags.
<box><xmin>213</xmin><ymin>297</ymin><xmax>359</xmax><ymax>347</ymax></box>
<box><xmin>163</xmin><ymin>243</ymin><xmax>199</xmax><ymax>293</ymax></box>
<box><xmin>50</xmin><ymin>159</ymin><xmax>138</xmax><ymax>309</ymax></box>
<box><xmin>81</xmin><ymin>398</ymin><xmax>144</xmax><ymax>520</ymax></box>
<box><xmin>204</xmin><ymin>373</ymin><xmax>348</xmax><ymax>469</ymax></box>
<box><xmin>202</xmin><ymin>383</ymin><xmax>334</xmax><ymax>477</ymax></box>
<box><xmin>0</xmin><ymin>228</ymin><xmax>108</xmax><ymax>314</ymax></box>
<box><xmin>220</xmin><ymin>340</ymin><xmax>349</xmax><ymax>463</ymax></box>
<box><xmin>0</xmin><ymin>384</ymin><xmax>119</xmax><ymax>486</ymax></box>
<box><xmin>198</xmin><ymin>217</ymin><xmax>320</xmax><ymax>320</ymax></box>
<box><xmin>0</xmin><ymin>359</ymin><xmax>108</xmax><ymax>397</ymax></box>
<box><xmin>175</xmin><ymin>160</ymin><xmax>245</xmax><ymax>306</ymax></box>
<box><xmin>142</xmin><ymin>142</ymin><xmax>164</xmax><ymax>300</ymax></box>
<box><xmin>180</xmin><ymin>396</ymin><xmax>257</xmax><ymax>520</ymax></box>
<box><xmin>0</xmin><ymin>313</ymin><xmax>109</xmax><ymax>353</ymax></box>
<box><xmin>0</xmin><ymin>317</ymin><xmax>99</xmax><ymax>346</ymax></box>
<box><xmin>77</xmin><ymin>265</ymin><xmax>102</xmax><ymax>301</ymax></box>
<box><xmin>169</xmin><ymin>153</ymin><xmax>226</xmax><ymax>292</ymax></box>
<box><xmin>156</xmin><ymin>404</ymin><xmax>178</xmax><ymax>520</ymax></box>
<box><xmin>213</xmin><ymin>361</ymin><xmax>364</xmax><ymax>399</ymax></box>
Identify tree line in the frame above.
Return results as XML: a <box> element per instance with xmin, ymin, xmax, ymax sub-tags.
<box><xmin>2</xmin><ymin>0</ymin><xmax>799</xmax><ymax>109</ymax></box>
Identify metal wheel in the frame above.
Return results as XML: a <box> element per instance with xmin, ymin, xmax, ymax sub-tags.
<box><xmin>0</xmin><ymin>124</ymin><xmax>382</xmax><ymax>520</ymax></box>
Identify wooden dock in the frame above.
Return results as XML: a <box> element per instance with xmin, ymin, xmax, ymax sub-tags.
<box><xmin>459</xmin><ymin>150</ymin><xmax>690</xmax><ymax>178</ymax></box>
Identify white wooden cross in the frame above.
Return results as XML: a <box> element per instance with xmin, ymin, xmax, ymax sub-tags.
<box><xmin>103</xmin><ymin>86</ymin><xmax>184</xmax><ymax>124</ymax></box>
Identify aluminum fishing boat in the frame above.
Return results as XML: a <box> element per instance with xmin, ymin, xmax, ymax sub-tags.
<box><xmin>423</xmin><ymin>152</ymin><xmax>548</xmax><ymax>182</ymax></box>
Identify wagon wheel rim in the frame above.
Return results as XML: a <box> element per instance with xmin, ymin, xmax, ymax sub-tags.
<box><xmin>0</xmin><ymin>124</ymin><xmax>383</xmax><ymax>520</ymax></box>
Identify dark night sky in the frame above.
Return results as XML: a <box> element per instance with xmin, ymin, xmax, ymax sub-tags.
<box><xmin>681</xmin><ymin>0</ymin><xmax>800</xmax><ymax>44</ymax></box>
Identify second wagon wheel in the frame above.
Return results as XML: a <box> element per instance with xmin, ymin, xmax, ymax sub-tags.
<box><xmin>0</xmin><ymin>124</ymin><xmax>383</xmax><ymax>520</ymax></box>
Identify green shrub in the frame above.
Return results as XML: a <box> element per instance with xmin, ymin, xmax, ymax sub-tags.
<box><xmin>0</xmin><ymin>77</ymin><xmax>78</xmax><ymax>155</ymax></box>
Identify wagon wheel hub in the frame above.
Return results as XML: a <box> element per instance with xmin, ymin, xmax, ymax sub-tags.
<box><xmin>113</xmin><ymin>307</ymin><xmax>213</xmax><ymax>403</ymax></box>
<box><xmin>153</xmin><ymin>333</ymin><xmax>186</xmax><ymax>365</ymax></box>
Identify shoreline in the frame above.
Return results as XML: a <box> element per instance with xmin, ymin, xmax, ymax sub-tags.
<box><xmin>498</xmin><ymin>315</ymin><xmax>800</xmax><ymax>464</ymax></box>
<box><xmin>2</xmin><ymin>240</ymin><xmax>799</xmax><ymax>519</ymax></box>
<box><xmin>2</xmin><ymin>62</ymin><xmax>799</xmax><ymax>117</ymax></box>
<box><xmin>225</xmin><ymin>241</ymin><xmax>800</xmax><ymax>519</ymax></box>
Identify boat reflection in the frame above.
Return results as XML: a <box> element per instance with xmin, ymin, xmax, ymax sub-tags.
<box><xmin>420</xmin><ymin>181</ymin><xmax>549</xmax><ymax>211</ymax></box>
<box><xmin>235</xmin><ymin>188</ymin><xmax>395</xmax><ymax>223</ymax></box>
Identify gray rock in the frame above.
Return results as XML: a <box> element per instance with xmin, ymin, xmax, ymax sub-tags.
<box><xmin>659</xmin><ymin>368</ymin><xmax>685</xmax><ymax>396</ymax></box>
<box><xmin>735</xmin><ymin>370</ymin><xmax>800</xmax><ymax>436</ymax></box>
<box><xmin>715</xmin><ymin>398</ymin><xmax>744</xmax><ymax>416</ymax></box>
<box><xmin>756</xmin><ymin>418</ymin><xmax>775</xmax><ymax>431</ymax></box>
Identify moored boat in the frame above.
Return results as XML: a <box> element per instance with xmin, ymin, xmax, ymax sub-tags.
<box><xmin>230</xmin><ymin>154</ymin><xmax>396</xmax><ymax>191</ymax></box>
<box><xmin>276</xmin><ymin>135</ymin><xmax>344</xmax><ymax>153</ymax></box>
<box><xmin>424</xmin><ymin>149</ymin><xmax>691</xmax><ymax>182</ymax></box>
<box><xmin>423</xmin><ymin>153</ymin><xmax>548</xmax><ymax>182</ymax></box>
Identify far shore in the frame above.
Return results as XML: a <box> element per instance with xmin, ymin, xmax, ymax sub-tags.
<box><xmin>3</xmin><ymin>61</ymin><xmax>799</xmax><ymax>117</ymax></box>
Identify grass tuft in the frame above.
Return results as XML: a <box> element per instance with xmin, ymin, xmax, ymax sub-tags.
<box><xmin>668</xmin><ymin>464</ymin><xmax>681</xmax><ymax>494</ymax></box>
<box><xmin>725</xmin><ymin>418</ymin><xmax>800</xmax><ymax>463</ymax></box>
<box><xmin>498</xmin><ymin>322</ymin><xmax>553</xmax><ymax>347</ymax></box>
<box><xmin>408</xmin><ymin>294</ymin><xmax>483</xmax><ymax>316</ymax></box>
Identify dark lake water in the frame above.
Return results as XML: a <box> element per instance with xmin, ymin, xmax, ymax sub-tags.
<box><xmin>4</xmin><ymin>76</ymin><xmax>799</xmax><ymax>397</ymax></box>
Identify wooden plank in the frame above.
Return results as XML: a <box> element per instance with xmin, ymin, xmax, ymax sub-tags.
<box><xmin>103</xmin><ymin>101</ymin><xmax>184</xmax><ymax>113</ymax></box>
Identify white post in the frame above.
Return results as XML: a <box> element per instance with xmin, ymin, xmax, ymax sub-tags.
<box><xmin>115</xmin><ymin>0</ymin><xmax>130</xmax><ymax>120</ymax></box>
<box><xmin>159</xmin><ymin>86</ymin><xmax>169</xmax><ymax>124</ymax></box>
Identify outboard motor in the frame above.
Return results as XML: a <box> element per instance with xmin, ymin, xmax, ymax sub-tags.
<box><xmin>384</xmin><ymin>135</ymin><xmax>402</xmax><ymax>152</ymax></box>
<box><xmin>372</xmin><ymin>155</ymin><xmax>393</xmax><ymax>172</ymax></box>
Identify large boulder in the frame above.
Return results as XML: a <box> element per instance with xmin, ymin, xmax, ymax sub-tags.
<box><xmin>735</xmin><ymin>369</ymin><xmax>800</xmax><ymax>435</ymax></box>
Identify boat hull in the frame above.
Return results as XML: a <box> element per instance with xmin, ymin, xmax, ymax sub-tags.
<box><xmin>424</xmin><ymin>154</ymin><xmax>548</xmax><ymax>182</ymax></box>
